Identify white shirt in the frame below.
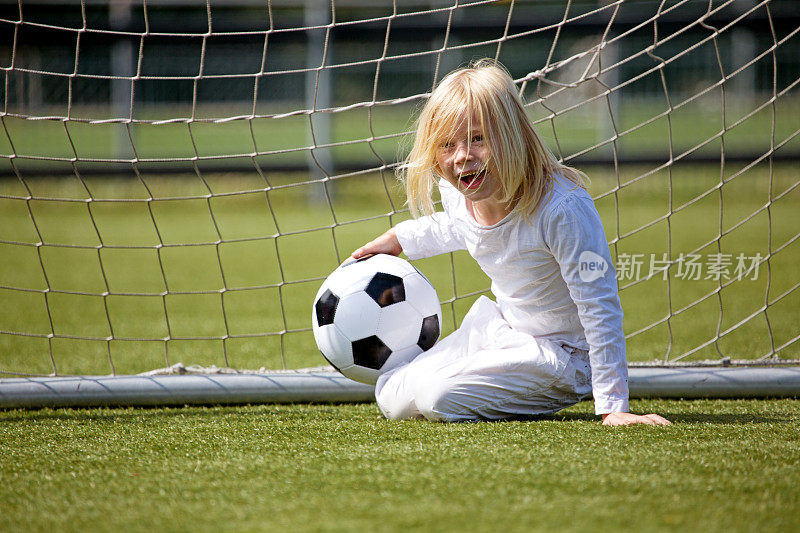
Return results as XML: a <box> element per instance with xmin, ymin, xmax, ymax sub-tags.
<box><xmin>394</xmin><ymin>177</ymin><xmax>629</xmax><ymax>414</ymax></box>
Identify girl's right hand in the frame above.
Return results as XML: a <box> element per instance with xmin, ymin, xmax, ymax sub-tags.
<box><xmin>351</xmin><ymin>228</ymin><xmax>402</xmax><ymax>260</ymax></box>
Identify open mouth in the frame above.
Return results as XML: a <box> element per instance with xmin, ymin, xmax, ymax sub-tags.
<box><xmin>459</xmin><ymin>170</ymin><xmax>485</xmax><ymax>190</ymax></box>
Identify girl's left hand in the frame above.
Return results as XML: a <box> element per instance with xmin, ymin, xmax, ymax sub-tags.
<box><xmin>602</xmin><ymin>412</ymin><xmax>671</xmax><ymax>426</ymax></box>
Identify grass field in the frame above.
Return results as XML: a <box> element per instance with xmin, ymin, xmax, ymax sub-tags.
<box><xmin>1</xmin><ymin>159</ymin><xmax>798</xmax><ymax>376</ymax></box>
<box><xmin>1</xmin><ymin>158</ymin><xmax>798</xmax><ymax>533</ymax></box>
<box><xmin>1</xmin><ymin>88</ymin><xmax>799</xmax><ymax>533</ymax></box>
<box><xmin>2</xmin><ymin>398</ymin><xmax>799</xmax><ymax>533</ymax></box>
<box><xmin>1</xmin><ymin>9</ymin><xmax>799</xmax><ymax>530</ymax></box>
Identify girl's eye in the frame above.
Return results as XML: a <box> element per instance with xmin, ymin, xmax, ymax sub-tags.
<box><xmin>471</xmin><ymin>134</ymin><xmax>483</xmax><ymax>143</ymax></box>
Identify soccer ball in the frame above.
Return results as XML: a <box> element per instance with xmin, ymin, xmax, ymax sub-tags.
<box><xmin>312</xmin><ymin>254</ymin><xmax>442</xmax><ymax>384</ymax></box>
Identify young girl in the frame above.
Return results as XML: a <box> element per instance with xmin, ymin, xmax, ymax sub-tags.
<box><xmin>352</xmin><ymin>60</ymin><xmax>669</xmax><ymax>426</ymax></box>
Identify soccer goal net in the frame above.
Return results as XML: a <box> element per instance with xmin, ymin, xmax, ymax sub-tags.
<box><xmin>1</xmin><ymin>0</ymin><xmax>799</xmax><ymax>407</ymax></box>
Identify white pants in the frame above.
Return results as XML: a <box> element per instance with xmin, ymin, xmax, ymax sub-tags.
<box><xmin>375</xmin><ymin>296</ymin><xmax>592</xmax><ymax>422</ymax></box>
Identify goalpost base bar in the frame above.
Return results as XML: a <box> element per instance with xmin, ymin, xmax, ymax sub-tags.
<box><xmin>1</xmin><ymin>367</ymin><xmax>799</xmax><ymax>410</ymax></box>
<box><xmin>0</xmin><ymin>372</ymin><xmax>374</xmax><ymax>410</ymax></box>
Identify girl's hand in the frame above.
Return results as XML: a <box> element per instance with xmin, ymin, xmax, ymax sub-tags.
<box><xmin>602</xmin><ymin>412</ymin><xmax>671</xmax><ymax>426</ymax></box>
<box><xmin>351</xmin><ymin>228</ymin><xmax>403</xmax><ymax>260</ymax></box>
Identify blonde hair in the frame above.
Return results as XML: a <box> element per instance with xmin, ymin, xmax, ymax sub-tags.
<box><xmin>399</xmin><ymin>59</ymin><xmax>586</xmax><ymax>218</ymax></box>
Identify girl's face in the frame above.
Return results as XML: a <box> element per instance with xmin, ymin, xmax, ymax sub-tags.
<box><xmin>436</xmin><ymin>112</ymin><xmax>502</xmax><ymax>205</ymax></box>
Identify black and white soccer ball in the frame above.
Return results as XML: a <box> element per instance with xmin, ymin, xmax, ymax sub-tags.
<box><xmin>312</xmin><ymin>254</ymin><xmax>442</xmax><ymax>384</ymax></box>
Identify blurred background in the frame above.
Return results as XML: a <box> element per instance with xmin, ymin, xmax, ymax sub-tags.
<box><xmin>0</xmin><ymin>0</ymin><xmax>798</xmax><ymax>172</ymax></box>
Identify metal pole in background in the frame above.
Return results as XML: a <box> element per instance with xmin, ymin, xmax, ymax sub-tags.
<box><xmin>1</xmin><ymin>366</ymin><xmax>799</xmax><ymax>409</ymax></box>
<box><xmin>305</xmin><ymin>0</ymin><xmax>334</xmax><ymax>201</ymax></box>
<box><xmin>110</xmin><ymin>0</ymin><xmax>134</xmax><ymax>162</ymax></box>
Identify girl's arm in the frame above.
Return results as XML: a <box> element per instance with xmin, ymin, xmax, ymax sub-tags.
<box><xmin>544</xmin><ymin>194</ymin><xmax>670</xmax><ymax>426</ymax></box>
<box><xmin>352</xmin><ymin>209</ymin><xmax>466</xmax><ymax>262</ymax></box>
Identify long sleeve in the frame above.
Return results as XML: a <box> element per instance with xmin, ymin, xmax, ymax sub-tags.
<box><xmin>394</xmin><ymin>211</ymin><xmax>467</xmax><ymax>260</ymax></box>
<box><xmin>394</xmin><ymin>181</ymin><xmax>468</xmax><ymax>260</ymax></box>
<box><xmin>542</xmin><ymin>193</ymin><xmax>630</xmax><ymax>414</ymax></box>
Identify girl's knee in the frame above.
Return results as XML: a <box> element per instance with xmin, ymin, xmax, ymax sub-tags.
<box><xmin>414</xmin><ymin>379</ymin><xmax>470</xmax><ymax>422</ymax></box>
<box><xmin>375</xmin><ymin>372</ymin><xmax>421</xmax><ymax>420</ymax></box>
<box><xmin>376</xmin><ymin>390</ymin><xmax>410</xmax><ymax>420</ymax></box>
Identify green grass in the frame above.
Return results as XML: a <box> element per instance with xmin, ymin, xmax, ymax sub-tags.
<box><xmin>1</xmin><ymin>110</ymin><xmax>798</xmax><ymax>531</ymax></box>
<box><xmin>0</xmin><ymin>94</ymin><xmax>798</xmax><ymax>375</ymax></box>
<box><xmin>2</xmin><ymin>398</ymin><xmax>799</xmax><ymax>533</ymax></box>
<box><xmin>1</xmin><ymin>61</ymin><xmax>799</xmax><ymax>533</ymax></box>
<box><xmin>1</xmin><ymin>161</ymin><xmax>798</xmax><ymax>376</ymax></box>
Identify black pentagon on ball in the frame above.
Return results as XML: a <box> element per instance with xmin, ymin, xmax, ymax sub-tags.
<box><xmin>365</xmin><ymin>272</ymin><xmax>405</xmax><ymax>307</ymax></box>
<box><xmin>351</xmin><ymin>335</ymin><xmax>393</xmax><ymax>370</ymax></box>
<box><xmin>315</xmin><ymin>289</ymin><xmax>339</xmax><ymax>327</ymax></box>
<box><xmin>417</xmin><ymin>314</ymin><xmax>440</xmax><ymax>351</ymax></box>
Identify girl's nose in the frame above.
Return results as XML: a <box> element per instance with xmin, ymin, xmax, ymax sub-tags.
<box><xmin>453</xmin><ymin>142</ymin><xmax>472</xmax><ymax>165</ymax></box>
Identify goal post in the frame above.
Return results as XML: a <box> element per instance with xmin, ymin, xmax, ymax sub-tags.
<box><xmin>3</xmin><ymin>366</ymin><xmax>800</xmax><ymax>410</ymax></box>
<box><xmin>1</xmin><ymin>0</ymin><xmax>799</xmax><ymax>409</ymax></box>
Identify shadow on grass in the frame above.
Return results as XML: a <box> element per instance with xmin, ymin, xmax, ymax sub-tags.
<box><xmin>643</xmin><ymin>412</ymin><xmax>792</xmax><ymax>425</ymax></box>
<box><xmin>473</xmin><ymin>408</ymin><xmax>791</xmax><ymax>425</ymax></box>
<box><xmin>538</xmin><ymin>411</ymin><xmax>792</xmax><ymax>425</ymax></box>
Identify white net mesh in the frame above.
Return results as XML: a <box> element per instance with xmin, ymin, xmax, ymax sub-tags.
<box><xmin>0</xmin><ymin>0</ymin><xmax>798</xmax><ymax>379</ymax></box>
